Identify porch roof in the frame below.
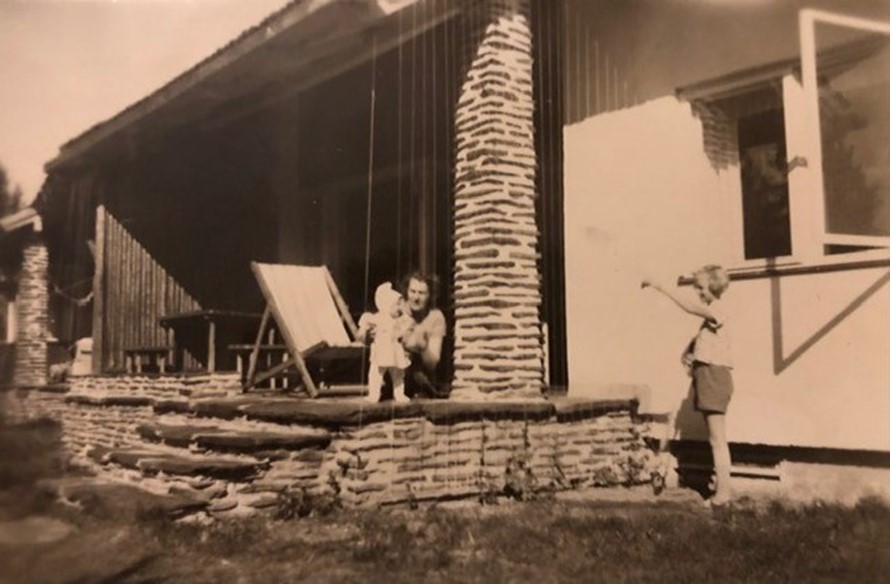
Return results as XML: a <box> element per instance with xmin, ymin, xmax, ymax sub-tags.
<box><xmin>45</xmin><ymin>0</ymin><xmax>452</xmax><ymax>173</ymax></box>
<box><xmin>0</xmin><ymin>207</ymin><xmax>41</xmax><ymax>235</ymax></box>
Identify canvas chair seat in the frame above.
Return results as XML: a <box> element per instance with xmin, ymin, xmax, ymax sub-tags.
<box><xmin>242</xmin><ymin>262</ymin><xmax>365</xmax><ymax>396</ymax></box>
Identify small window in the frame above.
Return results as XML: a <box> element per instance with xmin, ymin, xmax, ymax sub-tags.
<box><xmin>738</xmin><ymin>109</ymin><xmax>793</xmax><ymax>259</ymax></box>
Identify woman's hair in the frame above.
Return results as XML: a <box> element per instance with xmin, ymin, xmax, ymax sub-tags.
<box><xmin>695</xmin><ymin>264</ymin><xmax>730</xmax><ymax>298</ymax></box>
<box><xmin>399</xmin><ymin>270</ymin><xmax>439</xmax><ymax>307</ymax></box>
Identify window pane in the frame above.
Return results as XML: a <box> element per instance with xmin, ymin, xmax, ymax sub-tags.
<box><xmin>816</xmin><ymin>24</ymin><xmax>890</xmax><ymax>237</ymax></box>
<box><xmin>738</xmin><ymin>108</ymin><xmax>793</xmax><ymax>259</ymax></box>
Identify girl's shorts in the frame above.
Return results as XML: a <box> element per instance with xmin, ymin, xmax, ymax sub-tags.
<box><xmin>692</xmin><ymin>362</ymin><xmax>734</xmax><ymax>413</ymax></box>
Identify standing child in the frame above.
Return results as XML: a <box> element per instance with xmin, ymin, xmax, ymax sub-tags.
<box><xmin>642</xmin><ymin>265</ymin><xmax>734</xmax><ymax>506</ymax></box>
<box><xmin>357</xmin><ymin>282</ymin><xmax>413</xmax><ymax>403</ymax></box>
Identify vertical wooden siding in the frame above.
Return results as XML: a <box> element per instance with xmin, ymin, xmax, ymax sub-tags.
<box><xmin>99</xmin><ymin>209</ymin><xmax>200</xmax><ymax>372</ymax></box>
<box><xmin>561</xmin><ymin>0</ymin><xmax>637</xmax><ymax>125</ymax></box>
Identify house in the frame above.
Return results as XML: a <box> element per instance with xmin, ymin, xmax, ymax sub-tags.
<box><xmin>561</xmin><ymin>1</ymin><xmax>890</xmax><ymax>459</ymax></box>
<box><xmin>18</xmin><ymin>0</ymin><xmax>890</xmax><ymax>501</ymax></box>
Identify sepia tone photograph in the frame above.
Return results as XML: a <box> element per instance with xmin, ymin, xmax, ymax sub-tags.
<box><xmin>0</xmin><ymin>0</ymin><xmax>888</xmax><ymax>581</ymax></box>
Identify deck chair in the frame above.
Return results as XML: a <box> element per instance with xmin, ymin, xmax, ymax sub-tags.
<box><xmin>242</xmin><ymin>262</ymin><xmax>365</xmax><ymax>396</ymax></box>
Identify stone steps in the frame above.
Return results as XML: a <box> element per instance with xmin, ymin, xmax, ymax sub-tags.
<box><xmin>87</xmin><ymin>443</ymin><xmax>267</xmax><ymax>481</ymax></box>
<box><xmin>136</xmin><ymin>417</ymin><xmax>332</xmax><ymax>455</ymax></box>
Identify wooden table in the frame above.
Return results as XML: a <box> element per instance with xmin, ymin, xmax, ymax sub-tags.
<box><xmin>159</xmin><ymin>310</ymin><xmax>263</xmax><ymax>373</ymax></box>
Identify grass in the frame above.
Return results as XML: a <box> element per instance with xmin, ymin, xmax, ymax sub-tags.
<box><xmin>123</xmin><ymin>496</ymin><xmax>890</xmax><ymax>584</ymax></box>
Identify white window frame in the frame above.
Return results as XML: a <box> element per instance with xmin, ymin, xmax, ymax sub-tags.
<box><xmin>798</xmin><ymin>9</ymin><xmax>890</xmax><ymax>257</ymax></box>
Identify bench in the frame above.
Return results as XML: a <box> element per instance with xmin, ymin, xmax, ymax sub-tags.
<box><xmin>123</xmin><ymin>346</ymin><xmax>171</xmax><ymax>374</ymax></box>
<box><xmin>228</xmin><ymin>344</ymin><xmax>290</xmax><ymax>388</ymax></box>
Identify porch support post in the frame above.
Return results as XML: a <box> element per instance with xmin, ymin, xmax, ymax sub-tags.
<box><xmin>13</xmin><ymin>231</ymin><xmax>49</xmax><ymax>387</ymax></box>
<box><xmin>450</xmin><ymin>0</ymin><xmax>544</xmax><ymax>401</ymax></box>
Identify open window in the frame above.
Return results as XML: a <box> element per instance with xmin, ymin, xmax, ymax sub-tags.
<box><xmin>800</xmin><ymin>9</ymin><xmax>890</xmax><ymax>254</ymax></box>
<box><xmin>680</xmin><ymin>9</ymin><xmax>890</xmax><ymax>264</ymax></box>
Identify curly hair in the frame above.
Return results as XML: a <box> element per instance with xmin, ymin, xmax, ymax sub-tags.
<box><xmin>399</xmin><ymin>270</ymin><xmax>440</xmax><ymax>308</ymax></box>
<box><xmin>694</xmin><ymin>264</ymin><xmax>731</xmax><ymax>299</ymax></box>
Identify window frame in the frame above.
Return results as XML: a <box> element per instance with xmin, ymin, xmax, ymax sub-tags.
<box><xmin>798</xmin><ymin>8</ymin><xmax>890</xmax><ymax>255</ymax></box>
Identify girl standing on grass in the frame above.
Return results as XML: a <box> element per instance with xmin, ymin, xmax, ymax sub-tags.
<box><xmin>642</xmin><ymin>265</ymin><xmax>734</xmax><ymax>506</ymax></box>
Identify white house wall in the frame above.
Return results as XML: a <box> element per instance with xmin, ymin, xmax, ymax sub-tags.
<box><xmin>564</xmin><ymin>96</ymin><xmax>890</xmax><ymax>452</ymax></box>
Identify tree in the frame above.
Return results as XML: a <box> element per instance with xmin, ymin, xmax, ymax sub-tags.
<box><xmin>0</xmin><ymin>163</ymin><xmax>23</xmax><ymax>218</ymax></box>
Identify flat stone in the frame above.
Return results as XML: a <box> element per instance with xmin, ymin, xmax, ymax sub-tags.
<box><xmin>207</xmin><ymin>499</ymin><xmax>238</xmax><ymax>513</ymax></box>
<box><xmin>420</xmin><ymin>400</ymin><xmax>554</xmax><ymax>424</ymax></box>
<box><xmin>169</xmin><ymin>484</ymin><xmax>227</xmax><ymax>502</ymax></box>
<box><xmin>65</xmin><ymin>394</ymin><xmax>154</xmax><ymax>407</ymax></box>
<box><xmin>253</xmin><ymin>449</ymin><xmax>293</xmax><ymax>461</ymax></box>
<box><xmin>153</xmin><ymin>399</ymin><xmax>192</xmax><ymax>414</ymax></box>
<box><xmin>137</xmin><ymin>455</ymin><xmax>265</xmax><ymax>480</ymax></box>
<box><xmin>59</xmin><ymin>480</ymin><xmax>207</xmax><ymax>519</ymax></box>
<box><xmin>137</xmin><ymin>423</ymin><xmax>221</xmax><ymax>447</ymax></box>
<box><xmin>106</xmin><ymin>449</ymin><xmax>163</xmax><ymax>469</ymax></box>
<box><xmin>242</xmin><ymin>400</ymin><xmax>424</xmax><ymax>428</ymax></box>
<box><xmin>244</xmin><ymin>493</ymin><xmax>279</xmax><ymax>509</ymax></box>
<box><xmin>187</xmin><ymin>478</ymin><xmax>217</xmax><ymax>490</ymax></box>
<box><xmin>551</xmin><ymin>397</ymin><xmax>636</xmax><ymax>421</ymax></box>
<box><xmin>236</xmin><ymin>483</ymin><xmax>288</xmax><ymax>494</ymax></box>
<box><xmin>194</xmin><ymin>428</ymin><xmax>331</xmax><ymax>452</ymax></box>
<box><xmin>191</xmin><ymin>398</ymin><xmax>254</xmax><ymax>419</ymax></box>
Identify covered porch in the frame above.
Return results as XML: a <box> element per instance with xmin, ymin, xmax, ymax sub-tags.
<box><xmin>38</xmin><ymin>0</ymin><xmax>567</xmax><ymax>397</ymax></box>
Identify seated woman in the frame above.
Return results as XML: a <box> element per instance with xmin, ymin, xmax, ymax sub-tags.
<box><xmin>357</xmin><ymin>271</ymin><xmax>448</xmax><ymax>400</ymax></box>
<box><xmin>399</xmin><ymin>271</ymin><xmax>447</xmax><ymax>399</ymax></box>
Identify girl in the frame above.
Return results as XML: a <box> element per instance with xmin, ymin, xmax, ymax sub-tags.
<box><xmin>643</xmin><ymin>265</ymin><xmax>734</xmax><ymax>505</ymax></box>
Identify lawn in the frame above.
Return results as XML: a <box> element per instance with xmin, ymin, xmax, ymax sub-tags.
<box><xmin>119</xmin><ymin>495</ymin><xmax>886</xmax><ymax>584</ymax></box>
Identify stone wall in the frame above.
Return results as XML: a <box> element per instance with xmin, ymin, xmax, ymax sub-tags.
<box><xmin>13</xmin><ymin>236</ymin><xmax>49</xmax><ymax>387</ymax></box>
<box><xmin>1</xmin><ymin>376</ymin><xmax>656</xmax><ymax>518</ymax></box>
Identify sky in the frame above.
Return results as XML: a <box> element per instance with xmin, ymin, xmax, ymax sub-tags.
<box><xmin>0</xmin><ymin>0</ymin><xmax>290</xmax><ymax>204</ymax></box>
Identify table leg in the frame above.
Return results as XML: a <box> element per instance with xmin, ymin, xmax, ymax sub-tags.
<box><xmin>208</xmin><ymin>321</ymin><xmax>216</xmax><ymax>374</ymax></box>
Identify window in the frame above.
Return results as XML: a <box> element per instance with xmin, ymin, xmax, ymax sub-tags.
<box><xmin>801</xmin><ymin>9</ymin><xmax>890</xmax><ymax>254</ymax></box>
<box><xmin>683</xmin><ymin>9</ymin><xmax>890</xmax><ymax>264</ymax></box>
<box><xmin>739</xmin><ymin>108</ymin><xmax>793</xmax><ymax>259</ymax></box>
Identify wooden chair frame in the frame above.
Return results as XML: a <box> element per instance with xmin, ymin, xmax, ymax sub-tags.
<box><xmin>242</xmin><ymin>263</ymin><xmax>364</xmax><ymax>396</ymax></box>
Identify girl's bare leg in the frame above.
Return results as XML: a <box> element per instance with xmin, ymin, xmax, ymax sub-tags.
<box><xmin>705</xmin><ymin>412</ymin><xmax>732</xmax><ymax>503</ymax></box>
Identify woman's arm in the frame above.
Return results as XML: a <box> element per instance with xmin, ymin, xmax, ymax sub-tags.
<box><xmin>421</xmin><ymin>335</ymin><xmax>443</xmax><ymax>370</ymax></box>
<box><xmin>401</xmin><ymin>311</ymin><xmax>445</xmax><ymax>370</ymax></box>
<box><xmin>642</xmin><ymin>279</ymin><xmax>714</xmax><ymax>321</ymax></box>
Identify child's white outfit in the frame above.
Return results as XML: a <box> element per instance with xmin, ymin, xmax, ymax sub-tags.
<box><xmin>359</xmin><ymin>283</ymin><xmax>412</xmax><ymax>403</ymax></box>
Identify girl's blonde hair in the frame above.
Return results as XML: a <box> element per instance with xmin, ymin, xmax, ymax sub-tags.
<box><xmin>695</xmin><ymin>264</ymin><xmax>730</xmax><ymax>298</ymax></box>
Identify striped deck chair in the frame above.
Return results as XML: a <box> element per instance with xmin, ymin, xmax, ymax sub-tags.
<box><xmin>243</xmin><ymin>262</ymin><xmax>365</xmax><ymax>396</ymax></box>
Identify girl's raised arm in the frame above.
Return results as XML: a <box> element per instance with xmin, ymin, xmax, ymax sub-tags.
<box><xmin>641</xmin><ymin>279</ymin><xmax>715</xmax><ymax>321</ymax></box>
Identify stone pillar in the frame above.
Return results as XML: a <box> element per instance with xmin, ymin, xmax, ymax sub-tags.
<box><xmin>451</xmin><ymin>0</ymin><xmax>544</xmax><ymax>401</ymax></box>
<box><xmin>14</xmin><ymin>234</ymin><xmax>49</xmax><ymax>387</ymax></box>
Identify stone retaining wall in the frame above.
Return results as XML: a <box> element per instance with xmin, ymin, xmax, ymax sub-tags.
<box><xmin>2</xmin><ymin>377</ymin><xmax>656</xmax><ymax>518</ymax></box>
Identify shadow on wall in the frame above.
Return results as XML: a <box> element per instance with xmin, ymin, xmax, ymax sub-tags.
<box><xmin>770</xmin><ymin>267</ymin><xmax>890</xmax><ymax>375</ymax></box>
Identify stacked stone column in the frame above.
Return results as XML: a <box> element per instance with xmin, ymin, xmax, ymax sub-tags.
<box><xmin>451</xmin><ymin>0</ymin><xmax>544</xmax><ymax>401</ymax></box>
<box><xmin>14</xmin><ymin>234</ymin><xmax>49</xmax><ymax>387</ymax></box>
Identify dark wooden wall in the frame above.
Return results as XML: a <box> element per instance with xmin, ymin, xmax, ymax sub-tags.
<box><xmin>98</xmin><ymin>208</ymin><xmax>201</xmax><ymax>372</ymax></box>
